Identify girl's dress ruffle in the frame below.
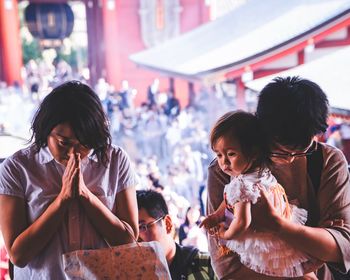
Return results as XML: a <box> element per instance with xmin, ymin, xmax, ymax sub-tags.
<box><xmin>223</xmin><ymin>169</ymin><xmax>318</xmax><ymax>277</ymax></box>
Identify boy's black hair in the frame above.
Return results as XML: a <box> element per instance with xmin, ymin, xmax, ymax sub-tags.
<box><xmin>210</xmin><ymin>110</ymin><xmax>271</xmax><ymax>170</ymax></box>
<box><xmin>136</xmin><ymin>190</ymin><xmax>169</xmax><ymax>219</ymax></box>
<box><xmin>256</xmin><ymin>76</ymin><xmax>329</xmax><ymax>149</ymax></box>
<box><xmin>30</xmin><ymin>81</ymin><xmax>111</xmax><ymax>166</ymax></box>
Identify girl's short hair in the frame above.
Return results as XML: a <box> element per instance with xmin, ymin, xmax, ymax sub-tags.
<box><xmin>30</xmin><ymin>81</ymin><xmax>111</xmax><ymax>166</ymax></box>
<box><xmin>210</xmin><ymin>110</ymin><xmax>271</xmax><ymax>169</ymax></box>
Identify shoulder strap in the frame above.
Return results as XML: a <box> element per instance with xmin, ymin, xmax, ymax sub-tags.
<box><xmin>307</xmin><ymin>142</ymin><xmax>324</xmax><ymax>194</ymax></box>
<box><xmin>306</xmin><ymin>142</ymin><xmax>323</xmax><ymax>227</ymax></box>
<box><xmin>307</xmin><ymin>144</ymin><xmax>350</xmax><ymax>279</ymax></box>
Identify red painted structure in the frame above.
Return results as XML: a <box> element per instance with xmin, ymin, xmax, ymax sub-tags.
<box><xmin>0</xmin><ymin>0</ymin><xmax>23</xmax><ymax>86</ymax></box>
<box><xmin>99</xmin><ymin>0</ymin><xmax>209</xmax><ymax>106</ymax></box>
<box><xmin>0</xmin><ymin>0</ymin><xmax>209</xmax><ymax>107</ymax></box>
<box><xmin>225</xmin><ymin>18</ymin><xmax>350</xmax><ymax>107</ymax></box>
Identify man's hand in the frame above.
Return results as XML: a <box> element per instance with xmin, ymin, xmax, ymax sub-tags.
<box><xmin>250</xmin><ymin>185</ymin><xmax>282</xmax><ymax>233</ymax></box>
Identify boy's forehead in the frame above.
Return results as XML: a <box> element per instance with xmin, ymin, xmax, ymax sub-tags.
<box><xmin>138</xmin><ymin>208</ymin><xmax>152</xmax><ymax>221</ymax></box>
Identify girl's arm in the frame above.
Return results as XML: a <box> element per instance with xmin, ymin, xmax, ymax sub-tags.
<box><xmin>220</xmin><ymin>201</ymin><xmax>251</xmax><ymax>240</ymax></box>
<box><xmin>0</xmin><ymin>153</ymin><xmax>78</xmax><ymax>267</ymax></box>
<box><xmin>200</xmin><ymin>200</ymin><xmax>226</xmax><ymax>230</ymax></box>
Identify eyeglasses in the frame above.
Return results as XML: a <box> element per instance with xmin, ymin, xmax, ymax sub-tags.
<box><xmin>270</xmin><ymin>141</ymin><xmax>317</xmax><ymax>158</ymax></box>
<box><xmin>139</xmin><ymin>216</ymin><xmax>164</xmax><ymax>232</ymax></box>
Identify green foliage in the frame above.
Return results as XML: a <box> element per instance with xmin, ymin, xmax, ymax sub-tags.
<box><xmin>56</xmin><ymin>47</ymin><xmax>87</xmax><ymax>70</ymax></box>
<box><xmin>56</xmin><ymin>49</ymin><xmax>78</xmax><ymax>69</ymax></box>
<box><xmin>22</xmin><ymin>38</ymin><xmax>42</xmax><ymax>65</ymax></box>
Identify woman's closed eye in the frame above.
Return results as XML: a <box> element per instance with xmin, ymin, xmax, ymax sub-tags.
<box><xmin>227</xmin><ymin>152</ymin><xmax>236</xmax><ymax>157</ymax></box>
<box><xmin>58</xmin><ymin>140</ymin><xmax>71</xmax><ymax>147</ymax></box>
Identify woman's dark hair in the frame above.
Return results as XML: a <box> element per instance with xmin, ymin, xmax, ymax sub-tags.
<box><xmin>136</xmin><ymin>190</ymin><xmax>168</xmax><ymax>219</ymax></box>
<box><xmin>30</xmin><ymin>81</ymin><xmax>111</xmax><ymax>166</ymax></box>
<box><xmin>210</xmin><ymin>110</ymin><xmax>271</xmax><ymax>170</ymax></box>
<box><xmin>256</xmin><ymin>76</ymin><xmax>329</xmax><ymax>149</ymax></box>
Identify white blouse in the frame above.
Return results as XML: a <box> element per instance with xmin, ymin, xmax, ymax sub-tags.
<box><xmin>0</xmin><ymin>145</ymin><xmax>139</xmax><ymax>280</ymax></box>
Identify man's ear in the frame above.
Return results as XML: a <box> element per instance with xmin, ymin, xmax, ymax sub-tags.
<box><xmin>164</xmin><ymin>215</ymin><xmax>173</xmax><ymax>234</ymax></box>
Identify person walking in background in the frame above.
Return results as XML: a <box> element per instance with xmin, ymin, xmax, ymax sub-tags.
<box><xmin>206</xmin><ymin>76</ymin><xmax>350</xmax><ymax>279</ymax></box>
<box><xmin>0</xmin><ymin>81</ymin><xmax>139</xmax><ymax>279</ymax></box>
<box><xmin>179</xmin><ymin>206</ymin><xmax>208</xmax><ymax>252</ymax></box>
<box><xmin>136</xmin><ymin>190</ymin><xmax>217</xmax><ymax>280</ymax></box>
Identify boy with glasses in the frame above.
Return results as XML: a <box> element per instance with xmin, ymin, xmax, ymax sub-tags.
<box><xmin>206</xmin><ymin>76</ymin><xmax>350</xmax><ymax>279</ymax></box>
<box><xmin>136</xmin><ymin>190</ymin><xmax>217</xmax><ymax>280</ymax></box>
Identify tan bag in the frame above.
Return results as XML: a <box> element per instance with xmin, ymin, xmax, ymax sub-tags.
<box><xmin>62</xmin><ymin>222</ymin><xmax>171</xmax><ymax>280</ymax></box>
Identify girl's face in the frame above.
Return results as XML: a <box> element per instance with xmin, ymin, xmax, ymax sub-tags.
<box><xmin>213</xmin><ymin>136</ymin><xmax>253</xmax><ymax>177</ymax></box>
<box><xmin>47</xmin><ymin>122</ymin><xmax>91</xmax><ymax>166</ymax></box>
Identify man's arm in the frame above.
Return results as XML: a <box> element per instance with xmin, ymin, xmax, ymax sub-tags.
<box><xmin>252</xmin><ymin>147</ymin><xmax>350</xmax><ymax>268</ymax></box>
<box><xmin>253</xmin><ymin>187</ymin><xmax>342</xmax><ymax>262</ymax></box>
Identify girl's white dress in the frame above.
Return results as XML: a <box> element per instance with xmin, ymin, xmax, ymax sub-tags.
<box><xmin>224</xmin><ymin>169</ymin><xmax>318</xmax><ymax>277</ymax></box>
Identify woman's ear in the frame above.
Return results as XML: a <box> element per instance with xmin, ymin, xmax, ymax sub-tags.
<box><xmin>164</xmin><ymin>215</ymin><xmax>173</xmax><ymax>234</ymax></box>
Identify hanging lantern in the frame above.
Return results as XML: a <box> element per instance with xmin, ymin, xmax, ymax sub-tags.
<box><xmin>24</xmin><ymin>3</ymin><xmax>74</xmax><ymax>40</ymax></box>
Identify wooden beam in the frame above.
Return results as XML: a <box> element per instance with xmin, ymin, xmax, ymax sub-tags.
<box><xmin>253</xmin><ymin>68</ymin><xmax>290</xmax><ymax>79</ymax></box>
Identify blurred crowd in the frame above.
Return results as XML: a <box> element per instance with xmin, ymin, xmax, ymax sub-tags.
<box><xmin>1</xmin><ymin>60</ymin><xmax>350</xmax><ymax>279</ymax></box>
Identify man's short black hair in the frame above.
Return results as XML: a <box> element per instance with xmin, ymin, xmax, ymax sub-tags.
<box><xmin>136</xmin><ymin>190</ymin><xmax>169</xmax><ymax>219</ymax></box>
<box><xmin>256</xmin><ymin>76</ymin><xmax>329</xmax><ymax>149</ymax></box>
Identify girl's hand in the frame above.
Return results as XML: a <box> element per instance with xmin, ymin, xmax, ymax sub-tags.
<box><xmin>59</xmin><ymin>153</ymin><xmax>79</xmax><ymax>201</ymax></box>
<box><xmin>199</xmin><ymin>213</ymin><xmax>221</xmax><ymax>230</ymax></box>
<box><xmin>218</xmin><ymin>222</ymin><xmax>232</xmax><ymax>240</ymax></box>
<box><xmin>199</xmin><ymin>213</ymin><xmax>222</xmax><ymax>234</ymax></box>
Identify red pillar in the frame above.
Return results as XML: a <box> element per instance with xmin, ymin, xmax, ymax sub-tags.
<box><xmin>297</xmin><ymin>50</ymin><xmax>305</xmax><ymax>65</ymax></box>
<box><xmin>236</xmin><ymin>77</ymin><xmax>247</xmax><ymax>110</ymax></box>
<box><xmin>0</xmin><ymin>0</ymin><xmax>23</xmax><ymax>85</ymax></box>
<box><xmin>101</xmin><ymin>0</ymin><xmax>121</xmax><ymax>88</ymax></box>
<box><xmin>86</xmin><ymin>0</ymin><xmax>105</xmax><ymax>87</ymax></box>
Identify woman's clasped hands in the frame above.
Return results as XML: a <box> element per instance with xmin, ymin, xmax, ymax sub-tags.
<box><xmin>59</xmin><ymin>153</ymin><xmax>90</xmax><ymax>202</ymax></box>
